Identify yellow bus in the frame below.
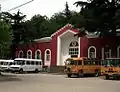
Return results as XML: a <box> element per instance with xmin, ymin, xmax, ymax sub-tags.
<box><xmin>101</xmin><ymin>58</ymin><xmax>120</xmax><ymax>80</ymax></box>
<box><xmin>64</xmin><ymin>57</ymin><xmax>101</xmax><ymax>78</ymax></box>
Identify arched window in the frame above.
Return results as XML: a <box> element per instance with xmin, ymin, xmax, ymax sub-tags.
<box><xmin>27</xmin><ymin>50</ymin><xmax>32</xmax><ymax>59</ymax></box>
<box><xmin>117</xmin><ymin>46</ymin><xmax>120</xmax><ymax>58</ymax></box>
<box><xmin>45</xmin><ymin>49</ymin><xmax>51</xmax><ymax>62</ymax></box>
<box><xmin>88</xmin><ymin>46</ymin><xmax>96</xmax><ymax>58</ymax></box>
<box><xmin>35</xmin><ymin>49</ymin><xmax>41</xmax><ymax>59</ymax></box>
<box><xmin>69</xmin><ymin>41</ymin><xmax>79</xmax><ymax>57</ymax></box>
<box><xmin>18</xmin><ymin>50</ymin><xmax>24</xmax><ymax>58</ymax></box>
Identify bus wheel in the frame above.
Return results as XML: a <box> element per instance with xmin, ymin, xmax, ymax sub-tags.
<box><xmin>19</xmin><ymin>69</ymin><xmax>23</xmax><ymax>74</ymax></box>
<box><xmin>67</xmin><ymin>74</ymin><xmax>71</xmax><ymax>78</ymax></box>
<box><xmin>80</xmin><ymin>73</ymin><xmax>84</xmax><ymax>78</ymax></box>
<box><xmin>105</xmin><ymin>75</ymin><xmax>109</xmax><ymax>80</ymax></box>
<box><xmin>35</xmin><ymin>69</ymin><xmax>39</xmax><ymax>73</ymax></box>
<box><xmin>95</xmin><ymin>70</ymin><xmax>100</xmax><ymax>77</ymax></box>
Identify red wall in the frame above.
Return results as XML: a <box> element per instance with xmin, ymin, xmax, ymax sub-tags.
<box><xmin>80</xmin><ymin>36</ymin><xmax>120</xmax><ymax>59</ymax></box>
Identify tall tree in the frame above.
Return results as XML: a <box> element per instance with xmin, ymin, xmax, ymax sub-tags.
<box><xmin>64</xmin><ymin>1</ymin><xmax>72</xmax><ymax>21</ymax></box>
<box><xmin>0</xmin><ymin>21</ymin><xmax>12</xmax><ymax>59</ymax></box>
<box><xmin>1</xmin><ymin>11</ymin><xmax>26</xmax><ymax>59</ymax></box>
<box><xmin>74</xmin><ymin>0</ymin><xmax>120</xmax><ymax>37</ymax></box>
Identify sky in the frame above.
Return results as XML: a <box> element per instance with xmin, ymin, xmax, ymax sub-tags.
<box><xmin>0</xmin><ymin>0</ymin><xmax>86</xmax><ymax>20</ymax></box>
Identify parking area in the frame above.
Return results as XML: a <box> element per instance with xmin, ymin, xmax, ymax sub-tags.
<box><xmin>0</xmin><ymin>73</ymin><xmax>120</xmax><ymax>92</ymax></box>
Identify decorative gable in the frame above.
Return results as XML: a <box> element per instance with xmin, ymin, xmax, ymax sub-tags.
<box><xmin>51</xmin><ymin>24</ymin><xmax>73</xmax><ymax>37</ymax></box>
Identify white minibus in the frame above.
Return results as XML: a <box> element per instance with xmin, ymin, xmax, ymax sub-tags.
<box><xmin>0</xmin><ymin>59</ymin><xmax>14</xmax><ymax>72</ymax></box>
<box><xmin>10</xmin><ymin>58</ymin><xmax>43</xmax><ymax>73</ymax></box>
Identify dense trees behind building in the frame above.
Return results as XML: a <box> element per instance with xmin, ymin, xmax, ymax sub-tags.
<box><xmin>0</xmin><ymin>0</ymin><xmax>120</xmax><ymax>59</ymax></box>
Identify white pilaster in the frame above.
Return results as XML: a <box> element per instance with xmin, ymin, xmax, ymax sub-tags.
<box><xmin>57</xmin><ymin>36</ymin><xmax>60</xmax><ymax>66</ymax></box>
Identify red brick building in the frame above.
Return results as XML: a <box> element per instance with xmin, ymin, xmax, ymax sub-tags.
<box><xmin>15</xmin><ymin>24</ymin><xmax>120</xmax><ymax>66</ymax></box>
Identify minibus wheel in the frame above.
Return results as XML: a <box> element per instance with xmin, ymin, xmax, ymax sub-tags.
<box><xmin>67</xmin><ymin>74</ymin><xmax>71</xmax><ymax>78</ymax></box>
<box><xmin>35</xmin><ymin>69</ymin><xmax>39</xmax><ymax>73</ymax></box>
<box><xmin>19</xmin><ymin>69</ymin><xmax>23</xmax><ymax>74</ymax></box>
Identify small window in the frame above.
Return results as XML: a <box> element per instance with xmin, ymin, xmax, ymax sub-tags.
<box><xmin>39</xmin><ymin>62</ymin><xmax>42</xmax><ymax>65</ymax></box>
<box><xmin>31</xmin><ymin>61</ymin><xmax>34</xmax><ymax>65</ymax></box>
<box><xmin>26</xmin><ymin>61</ymin><xmax>30</xmax><ymax>65</ymax></box>
<box><xmin>21</xmin><ymin>61</ymin><xmax>25</xmax><ymax>65</ymax></box>
<box><xmin>38</xmin><ymin>62</ymin><xmax>41</xmax><ymax>65</ymax></box>
<box><xmin>78</xmin><ymin>60</ymin><xmax>82</xmax><ymax>65</ymax></box>
<box><xmin>0</xmin><ymin>62</ymin><xmax>3</xmax><ymax>65</ymax></box>
<box><xmin>36</xmin><ymin>61</ymin><xmax>38</xmax><ymax>65</ymax></box>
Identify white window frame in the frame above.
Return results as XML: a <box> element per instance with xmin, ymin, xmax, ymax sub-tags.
<box><xmin>18</xmin><ymin>50</ymin><xmax>24</xmax><ymax>58</ymax></box>
<box><xmin>69</xmin><ymin>41</ymin><xmax>79</xmax><ymax>57</ymax></box>
<box><xmin>27</xmin><ymin>50</ymin><xmax>32</xmax><ymax>59</ymax></box>
<box><xmin>44</xmin><ymin>49</ymin><xmax>51</xmax><ymax>62</ymax></box>
<box><xmin>117</xmin><ymin>46</ymin><xmax>120</xmax><ymax>58</ymax></box>
<box><xmin>35</xmin><ymin>49</ymin><xmax>41</xmax><ymax>59</ymax></box>
<box><xmin>104</xmin><ymin>49</ymin><xmax>111</xmax><ymax>58</ymax></box>
<box><xmin>88</xmin><ymin>46</ymin><xmax>96</xmax><ymax>58</ymax></box>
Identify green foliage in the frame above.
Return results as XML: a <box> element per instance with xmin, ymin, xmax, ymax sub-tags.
<box><xmin>0</xmin><ymin>21</ymin><xmax>12</xmax><ymax>59</ymax></box>
<box><xmin>74</xmin><ymin>0</ymin><xmax>120</xmax><ymax>36</ymax></box>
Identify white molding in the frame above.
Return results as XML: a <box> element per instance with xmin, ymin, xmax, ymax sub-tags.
<box><xmin>57</xmin><ymin>30</ymin><xmax>77</xmax><ymax>66</ymax></box>
<box><xmin>86</xmin><ymin>32</ymin><xmax>100</xmax><ymax>38</ymax></box>
<box><xmin>59</xmin><ymin>29</ymin><xmax>77</xmax><ymax>38</ymax></box>
<box><xmin>78</xmin><ymin>37</ymin><xmax>81</xmax><ymax>57</ymax></box>
<box><xmin>34</xmin><ymin>37</ymin><xmax>52</xmax><ymax>42</ymax></box>
<box><xmin>88</xmin><ymin>46</ymin><xmax>96</xmax><ymax>58</ymax></box>
<box><xmin>109</xmin><ymin>49</ymin><xmax>111</xmax><ymax>58</ymax></box>
<box><xmin>35</xmin><ymin>49</ymin><xmax>41</xmax><ymax>59</ymax></box>
<box><xmin>27</xmin><ymin>50</ymin><xmax>32</xmax><ymax>59</ymax></box>
<box><xmin>117</xmin><ymin>46</ymin><xmax>120</xmax><ymax>58</ymax></box>
<box><xmin>57</xmin><ymin>37</ymin><xmax>60</xmax><ymax>66</ymax></box>
<box><xmin>44</xmin><ymin>49</ymin><xmax>51</xmax><ymax>66</ymax></box>
<box><xmin>18</xmin><ymin>50</ymin><xmax>24</xmax><ymax>58</ymax></box>
<box><xmin>102</xmin><ymin>48</ymin><xmax>104</xmax><ymax>60</ymax></box>
<box><xmin>51</xmin><ymin>24</ymin><xmax>73</xmax><ymax>37</ymax></box>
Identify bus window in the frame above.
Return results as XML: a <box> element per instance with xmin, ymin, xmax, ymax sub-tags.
<box><xmin>78</xmin><ymin>60</ymin><xmax>82</xmax><ymax>65</ymax></box>
<box><xmin>0</xmin><ymin>62</ymin><xmax>3</xmax><ymax>65</ymax></box>
<box><xmin>36</xmin><ymin>61</ymin><xmax>38</xmax><ymax>65</ymax></box>
<box><xmin>84</xmin><ymin>60</ymin><xmax>92</xmax><ymax>65</ymax></box>
<box><xmin>39</xmin><ymin>62</ymin><xmax>42</xmax><ymax>65</ymax></box>
<box><xmin>26</xmin><ymin>61</ymin><xmax>30</xmax><ymax>65</ymax></box>
<box><xmin>21</xmin><ymin>61</ymin><xmax>25</xmax><ymax>65</ymax></box>
<box><xmin>84</xmin><ymin>60</ymin><xmax>87</xmax><ymax>65</ymax></box>
<box><xmin>31</xmin><ymin>61</ymin><xmax>35</xmax><ymax>65</ymax></box>
<box><xmin>38</xmin><ymin>62</ymin><xmax>41</xmax><ymax>65</ymax></box>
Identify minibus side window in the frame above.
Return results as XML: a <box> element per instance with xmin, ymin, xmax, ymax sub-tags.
<box><xmin>38</xmin><ymin>62</ymin><xmax>41</xmax><ymax>65</ymax></box>
<box><xmin>26</xmin><ymin>61</ymin><xmax>30</xmax><ymax>65</ymax></box>
<box><xmin>21</xmin><ymin>61</ymin><xmax>25</xmax><ymax>65</ymax></box>
<box><xmin>0</xmin><ymin>62</ymin><xmax>3</xmax><ymax>65</ymax></box>
<box><xmin>39</xmin><ymin>62</ymin><xmax>41</xmax><ymax>65</ymax></box>
<box><xmin>36</xmin><ymin>61</ymin><xmax>38</xmax><ymax>65</ymax></box>
<box><xmin>31</xmin><ymin>61</ymin><xmax>34</xmax><ymax>65</ymax></box>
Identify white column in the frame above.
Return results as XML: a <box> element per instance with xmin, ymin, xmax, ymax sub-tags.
<box><xmin>109</xmin><ymin>49</ymin><xmax>111</xmax><ymax>58</ymax></box>
<box><xmin>78</xmin><ymin>37</ymin><xmax>81</xmax><ymax>57</ymax></box>
<box><xmin>57</xmin><ymin>37</ymin><xmax>61</xmax><ymax>66</ymax></box>
<box><xmin>102</xmin><ymin>48</ymin><xmax>104</xmax><ymax>60</ymax></box>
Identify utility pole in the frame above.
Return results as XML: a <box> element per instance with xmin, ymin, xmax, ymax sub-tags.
<box><xmin>7</xmin><ymin>0</ymin><xmax>34</xmax><ymax>12</ymax></box>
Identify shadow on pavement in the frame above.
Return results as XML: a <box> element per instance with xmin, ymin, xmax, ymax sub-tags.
<box><xmin>0</xmin><ymin>73</ymin><xmax>22</xmax><ymax>82</ymax></box>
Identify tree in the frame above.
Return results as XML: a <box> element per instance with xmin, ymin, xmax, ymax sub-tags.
<box><xmin>74</xmin><ymin>0</ymin><xmax>120</xmax><ymax>37</ymax></box>
<box><xmin>0</xmin><ymin>21</ymin><xmax>12</xmax><ymax>59</ymax></box>
<box><xmin>24</xmin><ymin>14</ymin><xmax>50</xmax><ymax>40</ymax></box>
<box><xmin>1</xmin><ymin>11</ymin><xmax>26</xmax><ymax>59</ymax></box>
